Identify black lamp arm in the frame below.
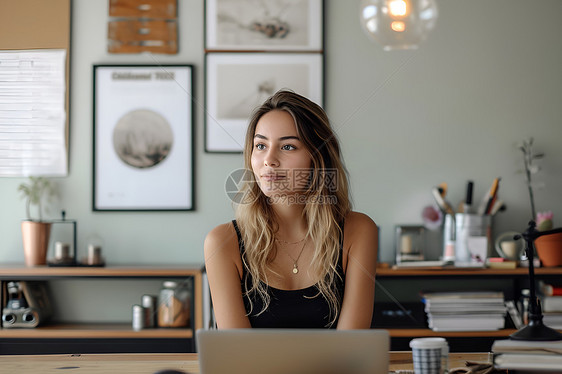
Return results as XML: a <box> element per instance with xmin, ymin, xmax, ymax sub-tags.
<box><xmin>509</xmin><ymin>221</ymin><xmax>562</xmax><ymax>340</ymax></box>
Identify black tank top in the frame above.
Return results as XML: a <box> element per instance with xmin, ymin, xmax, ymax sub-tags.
<box><xmin>232</xmin><ymin>220</ymin><xmax>345</xmax><ymax>328</ymax></box>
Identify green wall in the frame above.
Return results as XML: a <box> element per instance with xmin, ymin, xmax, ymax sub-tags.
<box><xmin>1</xmin><ymin>0</ymin><xmax>561</xmax><ymax>272</ymax></box>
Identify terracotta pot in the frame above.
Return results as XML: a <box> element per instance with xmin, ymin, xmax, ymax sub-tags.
<box><xmin>535</xmin><ymin>232</ymin><xmax>562</xmax><ymax>267</ymax></box>
<box><xmin>21</xmin><ymin>221</ymin><xmax>52</xmax><ymax>267</ymax></box>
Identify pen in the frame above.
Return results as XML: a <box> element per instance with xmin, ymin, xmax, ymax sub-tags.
<box><xmin>484</xmin><ymin>178</ymin><xmax>501</xmax><ymax>215</ymax></box>
<box><xmin>490</xmin><ymin>200</ymin><xmax>506</xmax><ymax>216</ymax></box>
<box><xmin>432</xmin><ymin>186</ymin><xmax>455</xmax><ymax>216</ymax></box>
<box><xmin>438</xmin><ymin>182</ymin><xmax>448</xmax><ymax>198</ymax></box>
<box><xmin>463</xmin><ymin>181</ymin><xmax>474</xmax><ymax>214</ymax></box>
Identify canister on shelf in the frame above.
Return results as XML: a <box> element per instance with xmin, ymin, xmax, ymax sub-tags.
<box><xmin>157</xmin><ymin>280</ymin><xmax>191</xmax><ymax>327</ymax></box>
<box><xmin>141</xmin><ymin>294</ymin><xmax>157</xmax><ymax>328</ymax></box>
<box><xmin>132</xmin><ymin>304</ymin><xmax>144</xmax><ymax>331</ymax></box>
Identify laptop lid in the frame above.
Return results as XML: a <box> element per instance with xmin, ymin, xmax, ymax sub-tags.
<box><xmin>196</xmin><ymin>329</ymin><xmax>389</xmax><ymax>374</ymax></box>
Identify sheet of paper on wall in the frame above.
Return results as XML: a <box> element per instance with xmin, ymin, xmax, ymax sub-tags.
<box><xmin>0</xmin><ymin>49</ymin><xmax>67</xmax><ymax>177</ymax></box>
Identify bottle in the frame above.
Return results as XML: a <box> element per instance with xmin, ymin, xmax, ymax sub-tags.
<box><xmin>141</xmin><ymin>295</ymin><xmax>157</xmax><ymax>328</ymax></box>
<box><xmin>157</xmin><ymin>280</ymin><xmax>191</xmax><ymax>327</ymax></box>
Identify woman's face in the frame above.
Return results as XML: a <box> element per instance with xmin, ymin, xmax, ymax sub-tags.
<box><xmin>251</xmin><ymin>110</ymin><xmax>312</xmax><ymax>200</ymax></box>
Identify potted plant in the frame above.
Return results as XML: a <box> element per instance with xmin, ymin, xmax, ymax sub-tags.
<box><xmin>519</xmin><ymin>138</ymin><xmax>562</xmax><ymax>266</ymax></box>
<box><xmin>18</xmin><ymin>177</ymin><xmax>56</xmax><ymax>266</ymax></box>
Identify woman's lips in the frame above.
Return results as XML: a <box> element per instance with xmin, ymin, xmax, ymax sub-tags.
<box><xmin>261</xmin><ymin>174</ymin><xmax>285</xmax><ymax>182</ymax></box>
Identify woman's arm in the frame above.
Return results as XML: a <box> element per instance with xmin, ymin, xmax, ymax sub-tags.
<box><xmin>337</xmin><ymin>212</ymin><xmax>378</xmax><ymax>329</ymax></box>
<box><xmin>204</xmin><ymin>223</ymin><xmax>252</xmax><ymax>329</ymax></box>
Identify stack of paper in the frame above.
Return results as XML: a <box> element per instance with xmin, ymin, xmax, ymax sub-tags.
<box><xmin>492</xmin><ymin>339</ymin><xmax>562</xmax><ymax>371</ymax></box>
<box><xmin>421</xmin><ymin>291</ymin><xmax>506</xmax><ymax>331</ymax></box>
<box><xmin>540</xmin><ymin>281</ymin><xmax>562</xmax><ymax>329</ymax></box>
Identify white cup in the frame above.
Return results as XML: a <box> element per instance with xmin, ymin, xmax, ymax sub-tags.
<box><xmin>495</xmin><ymin>231</ymin><xmax>524</xmax><ymax>260</ymax></box>
<box><xmin>410</xmin><ymin>337</ymin><xmax>449</xmax><ymax>374</ymax></box>
<box><xmin>501</xmin><ymin>241</ymin><xmax>519</xmax><ymax>260</ymax></box>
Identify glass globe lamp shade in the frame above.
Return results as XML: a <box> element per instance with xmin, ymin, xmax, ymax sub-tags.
<box><xmin>360</xmin><ymin>0</ymin><xmax>439</xmax><ymax>51</ymax></box>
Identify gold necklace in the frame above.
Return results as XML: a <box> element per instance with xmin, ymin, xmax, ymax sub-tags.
<box><xmin>280</xmin><ymin>239</ymin><xmax>307</xmax><ymax>274</ymax></box>
<box><xmin>275</xmin><ymin>236</ymin><xmax>306</xmax><ymax>245</ymax></box>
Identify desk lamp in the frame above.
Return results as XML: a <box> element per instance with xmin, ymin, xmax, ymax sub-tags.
<box><xmin>510</xmin><ymin>221</ymin><xmax>562</xmax><ymax>341</ymax></box>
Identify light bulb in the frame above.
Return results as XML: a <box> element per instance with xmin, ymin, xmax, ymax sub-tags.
<box><xmin>391</xmin><ymin>21</ymin><xmax>406</xmax><ymax>32</ymax></box>
<box><xmin>389</xmin><ymin>0</ymin><xmax>408</xmax><ymax>17</ymax></box>
<box><xmin>360</xmin><ymin>0</ymin><xmax>438</xmax><ymax>51</ymax></box>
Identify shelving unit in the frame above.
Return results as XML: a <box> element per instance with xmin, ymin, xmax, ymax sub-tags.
<box><xmin>0</xmin><ymin>264</ymin><xmax>205</xmax><ymax>354</ymax></box>
<box><xmin>377</xmin><ymin>267</ymin><xmax>562</xmax><ymax>277</ymax></box>
<box><xmin>0</xmin><ymin>323</ymin><xmax>193</xmax><ymax>339</ymax></box>
<box><xmin>374</xmin><ymin>266</ymin><xmax>562</xmax><ymax>351</ymax></box>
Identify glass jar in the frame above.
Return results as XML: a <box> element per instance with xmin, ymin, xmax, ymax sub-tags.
<box><xmin>157</xmin><ymin>280</ymin><xmax>191</xmax><ymax>327</ymax></box>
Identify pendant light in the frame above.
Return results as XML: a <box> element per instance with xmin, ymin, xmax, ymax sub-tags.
<box><xmin>360</xmin><ymin>0</ymin><xmax>439</xmax><ymax>51</ymax></box>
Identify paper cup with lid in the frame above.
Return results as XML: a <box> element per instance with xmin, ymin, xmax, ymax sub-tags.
<box><xmin>409</xmin><ymin>337</ymin><xmax>449</xmax><ymax>374</ymax></box>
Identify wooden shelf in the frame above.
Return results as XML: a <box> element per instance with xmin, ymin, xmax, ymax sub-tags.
<box><xmin>0</xmin><ymin>264</ymin><xmax>204</xmax><ymax>278</ymax></box>
<box><xmin>387</xmin><ymin>328</ymin><xmax>517</xmax><ymax>338</ymax></box>
<box><xmin>376</xmin><ymin>267</ymin><xmax>562</xmax><ymax>277</ymax></box>
<box><xmin>0</xmin><ymin>263</ymin><xmax>206</xmax><ymax>337</ymax></box>
<box><xmin>0</xmin><ymin>323</ymin><xmax>193</xmax><ymax>339</ymax></box>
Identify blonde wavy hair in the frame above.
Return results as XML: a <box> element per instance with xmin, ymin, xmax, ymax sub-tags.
<box><xmin>235</xmin><ymin>90</ymin><xmax>351</xmax><ymax>326</ymax></box>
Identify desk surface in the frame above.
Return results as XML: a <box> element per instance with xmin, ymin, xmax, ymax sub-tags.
<box><xmin>0</xmin><ymin>352</ymin><xmax>490</xmax><ymax>373</ymax></box>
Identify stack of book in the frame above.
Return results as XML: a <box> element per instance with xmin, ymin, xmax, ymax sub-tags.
<box><xmin>492</xmin><ymin>339</ymin><xmax>562</xmax><ymax>371</ymax></box>
<box><xmin>421</xmin><ymin>291</ymin><xmax>506</xmax><ymax>331</ymax></box>
<box><xmin>540</xmin><ymin>281</ymin><xmax>562</xmax><ymax>329</ymax></box>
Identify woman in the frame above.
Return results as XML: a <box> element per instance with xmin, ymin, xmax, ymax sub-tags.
<box><xmin>204</xmin><ymin>90</ymin><xmax>377</xmax><ymax>329</ymax></box>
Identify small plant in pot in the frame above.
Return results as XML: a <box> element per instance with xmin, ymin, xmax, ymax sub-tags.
<box><xmin>18</xmin><ymin>177</ymin><xmax>56</xmax><ymax>267</ymax></box>
<box><xmin>519</xmin><ymin>138</ymin><xmax>562</xmax><ymax>267</ymax></box>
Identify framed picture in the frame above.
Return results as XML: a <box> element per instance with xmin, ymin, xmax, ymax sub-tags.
<box><xmin>205</xmin><ymin>53</ymin><xmax>323</xmax><ymax>153</ymax></box>
<box><xmin>205</xmin><ymin>0</ymin><xmax>323</xmax><ymax>51</ymax></box>
<box><xmin>93</xmin><ymin>65</ymin><xmax>194</xmax><ymax>211</ymax></box>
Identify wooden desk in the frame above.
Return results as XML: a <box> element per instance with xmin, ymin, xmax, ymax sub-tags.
<box><xmin>0</xmin><ymin>352</ymin><xmax>490</xmax><ymax>373</ymax></box>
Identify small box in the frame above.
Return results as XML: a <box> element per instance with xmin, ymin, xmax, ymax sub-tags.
<box><xmin>395</xmin><ymin>225</ymin><xmax>426</xmax><ymax>264</ymax></box>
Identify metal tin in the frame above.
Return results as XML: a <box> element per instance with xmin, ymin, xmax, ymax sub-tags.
<box><xmin>444</xmin><ymin>213</ymin><xmax>492</xmax><ymax>263</ymax></box>
<box><xmin>132</xmin><ymin>304</ymin><xmax>144</xmax><ymax>331</ymax></box>
<box><xmin>141</xmin><ymin>295</ymin><xmax>156</xmax><ymax>328</ymax></box>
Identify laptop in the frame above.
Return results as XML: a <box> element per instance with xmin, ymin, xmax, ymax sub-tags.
<box><xmin>196</xmin><ymin>329</ymin><xmax>389</xmax><ymax>374</ymax></box>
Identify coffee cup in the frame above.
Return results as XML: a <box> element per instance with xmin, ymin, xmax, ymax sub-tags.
<box><xmin>495</xmin><ymin>231</ymin><xmax>524</xmax><ymax>260</ymax></box>
<box><xmin>409</xmin><ymin>337</ymin><xmax>449</xmax><ymax>374</ymax></box>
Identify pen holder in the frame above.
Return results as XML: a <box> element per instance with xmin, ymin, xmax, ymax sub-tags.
<box><xmin>443</xmin><ymin>214</ymin><xmax>492</xmax><ymax>264</ymax></box>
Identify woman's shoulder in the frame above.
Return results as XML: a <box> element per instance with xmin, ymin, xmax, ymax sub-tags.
<box><xmin>204</xmin><ymin>221</ymin><xmax>241</xmax><ymax>259</ymax></box>
<box><xmin>206</xmin><ymin>221</ymin><xmax>236</xmax><ymax>240</ymax></box>
<box><xmin>343</xmin><ymin>211</ymin><xmax>378</xmax><ymax>243</ymax></box>
<box><xmin>344</xmin><ymin>211</ymin><xmax>377</xmax><ymax>231</ymax></box>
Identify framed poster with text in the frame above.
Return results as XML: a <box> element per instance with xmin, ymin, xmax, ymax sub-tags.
<box><xmin>93</xmin><ymin>64</ymin><xmax>194</xmax><ymax>211</ymax></box>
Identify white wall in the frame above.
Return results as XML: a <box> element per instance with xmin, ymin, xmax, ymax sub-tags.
<box><xmin>1</xmin><ymin>0</ymin><xmax>561</xmax><ymax>269</ymax></box>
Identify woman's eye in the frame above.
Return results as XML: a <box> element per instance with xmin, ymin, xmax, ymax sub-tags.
<box><xmin>255</xmin><ymin>143</ymin><xmax>266</xmax><ymax>150</ymax></box>
<box><xmin>281</xmin><ymin>144</ymin><xmax>296</xmax><ymax>151</ymax></box>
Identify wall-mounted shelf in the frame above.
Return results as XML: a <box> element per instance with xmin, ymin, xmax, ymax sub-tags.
<box><xmin>376</xmin><ymin>267</ymin><xmax>562</xmax><ymax>277</ymax></box>
<box><xmin>0</xmin><ymin>323</ymin><xmax>192</xmax><ymax>339</ymax></box>
<box><xmin>0</xmin><ymin>264</ymin><xmax>204</xmax><ymax>280</ymax></box>
<box><xmin>0</xmin><ymin>264</ymin><xmax>204</xmax><ymax>354</ymax></box>
<box><xmin>374</xmin><ymin>265</ymin><xmax>562</xmax><ymax>351</ymax></box>
<box><xmin>387</xmin><ymin>328</ymin><xmax>517</xmax><ymax>338</ymax></box>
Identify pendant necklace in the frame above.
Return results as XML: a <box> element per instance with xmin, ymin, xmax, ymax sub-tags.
<box><xmin>279</xmin><ymin>239</ymin><xmax>307</xmax><ymax>275</ymax></box>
